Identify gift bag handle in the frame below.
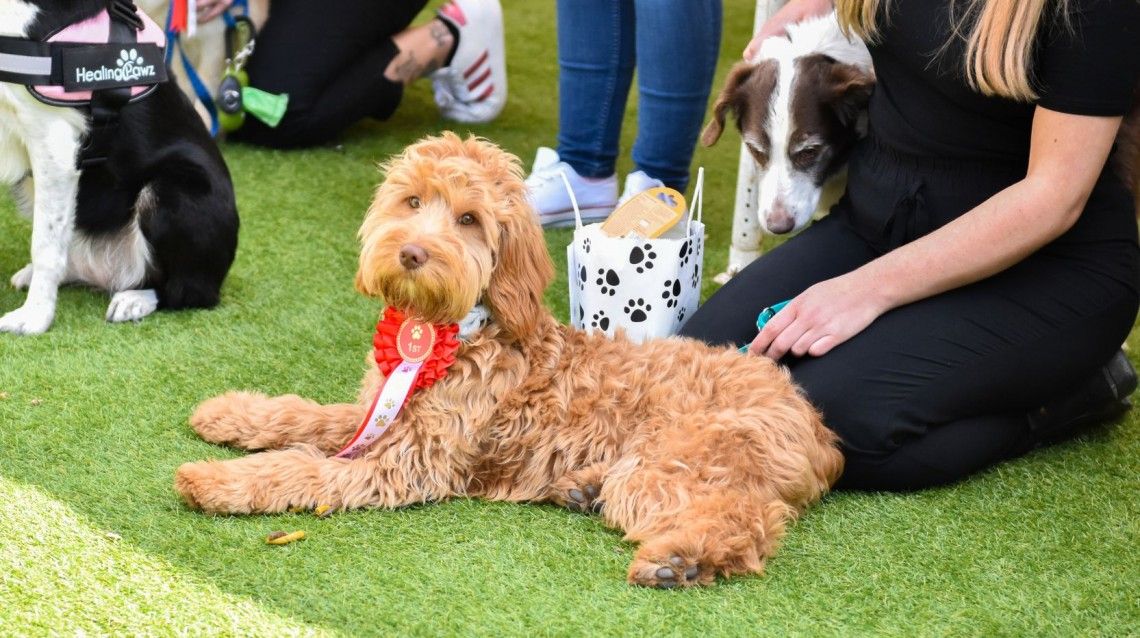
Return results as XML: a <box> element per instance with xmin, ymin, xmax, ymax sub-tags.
<box><xmin>686</xmin><ymin>166</ymin><xmax>705</xmax><ymax>236</ymax></box>
<box><xmin>559</xmin><ymin>170</ymin><xmax>585</xmax><ymax>230</ymax></box>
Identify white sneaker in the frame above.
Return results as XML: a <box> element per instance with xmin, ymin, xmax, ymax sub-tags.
<box><xmin>618</xmin><ymin>170</ymin><xmax>666</xmax><ymax>206</ymax></box>
<box><xmin>525</xmin><ymin>147</ymin><xmax>617</xmax><ymax>228</ymax></box>
<box><xmin>431</xmin><ymin>0</ymin><xmax>508</xmax><ymax>124</ymax></box>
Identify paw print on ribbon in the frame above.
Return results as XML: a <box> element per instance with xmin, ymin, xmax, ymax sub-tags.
<box><xmin>411</xmin><ymin>325</ymin><xmax>423</xmax><ymax>340</ymax></box>
<box><xmin>595</xmin><ymin>268</ymin><xmax>620</xmax><ymax>296</ymax></box>
<box><xmin>661</xmin><ymin>279</ymin><xmax>681</xmax><ymax>308</ymax></box>
<box><xmin>591</xmin><ymin>311</ymin><xmax>610</xmax><ymax>331</ymax></box>
<box><xmin>623</xmin><ymin>298</ymin><xmax>652</xmax><ymax>323</ymax></box>
<box><xmin>629</xmin><ymin>244</ymin><xmax>657</xmax><ymax>274</ymax></box>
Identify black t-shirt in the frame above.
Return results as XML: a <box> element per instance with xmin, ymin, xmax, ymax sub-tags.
<box><xmin>867</xmin><ymin>0</ymin><xmax>1140</xmax><ymax>165</ymax></box>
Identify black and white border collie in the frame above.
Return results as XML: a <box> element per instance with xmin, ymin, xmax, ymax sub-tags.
<box><xmin>0</xmin><ymin>0</ymin><xmax>238</xmax><ymax>335</ymax></box>
<box><xmin>702</xmin><ymin>12</ymin><xmax>873</xmax><ymax>236</ymax></box>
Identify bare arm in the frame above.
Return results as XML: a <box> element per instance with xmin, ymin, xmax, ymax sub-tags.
<box><xmin>196</xmin><ymin>0</ymin><xmax>233</xmax><ymax>22</ymax></box>
<box><xmin>751</xmin><ymin>106</ymin><xmax>1124</xmax><ymax>359</ymax></box>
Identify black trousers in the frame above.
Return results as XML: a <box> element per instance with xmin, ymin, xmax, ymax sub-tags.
<box><xmin>230</xmin><ymin>0</ymin><xmax>428</xmax><ymax>148</ymax></box>
<box><xmin>681</xmin><ymin>138</ymin><xmax>1140</xmax><ymax>491</ymax></box>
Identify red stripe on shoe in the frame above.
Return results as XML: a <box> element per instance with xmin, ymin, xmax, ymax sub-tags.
<box><xmin>475</xmin><ymin>84</ymin><xmax>494</xmax><ymax>102</ymax></box>
<box><xmin>467</xmin><ymin>68</ymin><xmax>492</xmax><ymax>91</ymax></box>
<box><xmin>463</xmin><ymin>51</ymin><xmax>489</xmax><ymax>79</ymax></box>
<box><xmin>439</xmin><ymin>2</ymin><xmax>467</xmax><ymax>26</ymax></box>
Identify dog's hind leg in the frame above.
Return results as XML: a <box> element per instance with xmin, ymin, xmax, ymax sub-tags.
<box><xmin>190</xmin><ymin>391</ymin><xmax>365</xmax><ymax>454</ymax></box>
<box><xmin>142</xmin><ymin>159</ymin><xmax>239</xmax><ymax>312</ymax></box>
<box><xmin>624</xmin><ymin>490</ymin><xmax>795</xmax><ymax>588</ymax></box>
<box><xmin>604</xmin><ymin>408</ymin><xmax>831</xmax><ymax>588</ymax></box>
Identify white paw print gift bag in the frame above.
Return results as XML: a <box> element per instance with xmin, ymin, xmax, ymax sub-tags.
<box><xmin>567</xmin><ymin>168</ymin><xmax>706</xmax><ymax>343</ymax></box>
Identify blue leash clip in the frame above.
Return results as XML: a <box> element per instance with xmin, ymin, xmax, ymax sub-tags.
<box><xmin>738</xmin><ymin>300</ymin><xmax>791</xmax><ymax>354</ymax></box>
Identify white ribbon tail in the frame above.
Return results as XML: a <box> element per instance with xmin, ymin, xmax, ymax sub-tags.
<box><xmin>334</xmin><ymin>360</ymin><xmax>424</xmax><ymax>459</ymax></box>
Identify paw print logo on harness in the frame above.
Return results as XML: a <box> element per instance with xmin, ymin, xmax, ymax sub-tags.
<box><xmin>117</xmin><ymin>48</ymin><xmax>143</xmax><ymax>69</ymax></box>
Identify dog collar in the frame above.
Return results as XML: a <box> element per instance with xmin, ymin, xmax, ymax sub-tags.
<box><xmin>335</xmin><ymin>308</ymin><xmax>460</xmax><ymax>458</ymax></box>
<box><xmin>0</xmin><ymin>0</ymin><xmax>168</xmax><ymax>106</ymax></box>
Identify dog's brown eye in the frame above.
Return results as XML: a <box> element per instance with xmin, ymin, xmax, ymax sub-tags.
<box><xmin>407</xmin><ymin>196</ymin><xmax>421</xmax><ymax>209</ymax></box>
<box><xmin>459</xmin><ymin>213</ymin><xmax>477</xmax><ymax>226</ymax></box>
<box><xmin>793</xmin><ymin>147</ymin><xmax>820</xmax><ymax>166</ymax></box>
<box><xmin>748</xmin><ymin>148</ymin><xmax>769</xmax><ymax>167</ymax></box>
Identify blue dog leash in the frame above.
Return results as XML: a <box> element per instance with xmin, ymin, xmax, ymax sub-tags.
<box><xmin>738</xmin><ymin>300</ymin><xmax>791</xmax><ymax>354</ymax></box>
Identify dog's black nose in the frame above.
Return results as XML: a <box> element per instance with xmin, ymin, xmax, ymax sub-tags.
<box><xmin>399</xmin><ymin>244</ymin><xmax>429</xmax><ymax>270</ymax></box>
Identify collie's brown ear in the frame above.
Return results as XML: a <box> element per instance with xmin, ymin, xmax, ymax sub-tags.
<box><xmin>826</xmin><ymin>62</ymin><xmax>875</xmax><ymax>127</ymax></box>
<box><xmin>702</xmin><ymin>60</ymin><xmax>778</xmax><ymax>147</ymax></box>
<box><xmin>485</xmin><ymin>198</ymin><xmax>554</xmax><ymax>341</ymax></box>
<box><xmin>703</xmin><ymin>62</ymin><xmax>753</xmax><ymax>146</ymax></box>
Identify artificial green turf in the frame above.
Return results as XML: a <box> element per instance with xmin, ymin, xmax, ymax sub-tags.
<box><xmin>1</xmin><ymin>1</ymin><xmax>1138</xmax><ymax>635</ymax></box>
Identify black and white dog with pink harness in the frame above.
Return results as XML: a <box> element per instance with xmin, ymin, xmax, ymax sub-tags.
<box><xmin>0</xmin><ymin>0</ymin><xmax>237</xmax><ymax>335</ymax></box>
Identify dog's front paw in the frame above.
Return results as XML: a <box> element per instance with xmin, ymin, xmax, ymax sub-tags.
<box><xmin>628</xmin><ymin>554</ymin><xmax>712</xmax><ymax>589</ymax></box>
<box><xmin>190</xmin><ymin>391</ymin><xmax>270</xmax><ymax>448</ymax></box>
<box><xmin>106</xmin><ymin>289</ymin><xmax>159</xmax><ymax>323</ymax></box>
<box><xmin>565</xmin><ymin>484</ymin><xmax>604</xmax><ymax>514</ymax></box>
<box><xmin>0</xmin><ymin>304</ymin><xmax>54</xmax><ymax>335</ymax></box>
<box><xmin>174</xmin><ymin>461</ymin><xmax>249</xmax><ymax>514</ymax></box>
<box><xmin>10</xmin><ymin>264</ymin><xmax>32</xmax><ymax>290</ymax></box>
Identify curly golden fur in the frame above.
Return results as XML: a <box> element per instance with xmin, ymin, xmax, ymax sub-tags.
<box><xmin>175</xmin><ymin>133</ymin><xmax>844</xmax><ymax>588</ymax></box>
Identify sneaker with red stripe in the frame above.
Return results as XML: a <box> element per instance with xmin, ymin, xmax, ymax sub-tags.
<box><xmin>431</xmin><ymin>0</ymin><xmax>508</xmax><ymax>124</ymax></box>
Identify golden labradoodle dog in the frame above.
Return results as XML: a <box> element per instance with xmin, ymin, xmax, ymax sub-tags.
<box><xmin>175</xmin><ymin>133</ymin><xmax>843</xmax><ymax>588</ymax></box>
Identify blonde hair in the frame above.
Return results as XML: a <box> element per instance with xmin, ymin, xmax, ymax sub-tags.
<box><xmin>836</xmin><ymin>0</ymin><xmax>1069</xmax><ymax>101</ymax></box>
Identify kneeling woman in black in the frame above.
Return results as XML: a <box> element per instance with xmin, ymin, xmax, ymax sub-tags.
<box><xmin>682</xmin><ymin>0</ymin><xmax>1140</xmax><ymax>490</ymax></box>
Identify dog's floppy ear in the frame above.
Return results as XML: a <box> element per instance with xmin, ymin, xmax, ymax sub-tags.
<box><xmin>701</xmin><ymin>60</ymin><xmax>779</xmax><ymax>147</ymax></box>
<box><xmin>826</xmin><ymin>62</ymin><xmax>875</xmax><ymax>127</ymax></box>
<box><xmin>702</xmin><ymin>62</ymin><xmax>757</xmax><ymax>147</ymax></box>
<box><xmin>486</xmin><ymin>194</ymin><xmax>554</xmax><ymax>341</ymax></box>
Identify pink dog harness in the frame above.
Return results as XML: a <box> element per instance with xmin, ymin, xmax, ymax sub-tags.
<box><xmin>0</xmin><ymin>0</ymin><xmax>169</xmax><ymax>167</ymax></box>
<box><xmin>0</xmin><ymin>0</ymin><xmax>168</xmax><ymax>105</ymax></box>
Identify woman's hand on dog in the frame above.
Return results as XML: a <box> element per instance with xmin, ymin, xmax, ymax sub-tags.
<box><xmin>748</xmin><ymin>272</ymin><xmax>888</xmax><ymax>360</ymax></box>
<box><xmin>743</xmin><ymin>0</ymin><xmax>836</xmax><ymax>60</ymax></box>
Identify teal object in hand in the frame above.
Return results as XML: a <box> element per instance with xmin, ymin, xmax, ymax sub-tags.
<box><xmin>738</xmin><ymin>300</ymin><xmax>791</xmax><ymax>354</ymax></box>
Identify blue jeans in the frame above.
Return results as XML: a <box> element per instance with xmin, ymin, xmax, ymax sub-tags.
<box><xmin>556</xmin><ymin>0</ymin><xmax>722</xmax><ymax>192</ymax></box>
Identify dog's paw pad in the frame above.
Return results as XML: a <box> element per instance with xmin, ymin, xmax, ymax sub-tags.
<box><xmin>630</xmin><ymin>555</ymin><xmax>707</xmax><ymax>589</ymax></box>
<box><xmin>565</xmin><ymin>483</ymin><xmax>603</xmax><ymax>514</ymax></box>
<box><xmin>10</xmin><ymin>264</ymin><xmax>32</xmax><ymax>290</ymax></box>
<box><xmin>106</xmin><ymin>289</ymin><xmax>159</xmax><ymax>323</ymax></box>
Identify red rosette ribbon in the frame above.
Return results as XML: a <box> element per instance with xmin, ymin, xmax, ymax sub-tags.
<box><xmin>372</xmin><ymin>307</ymin><xmax>460</xmax><ymax>392</ymax></box>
